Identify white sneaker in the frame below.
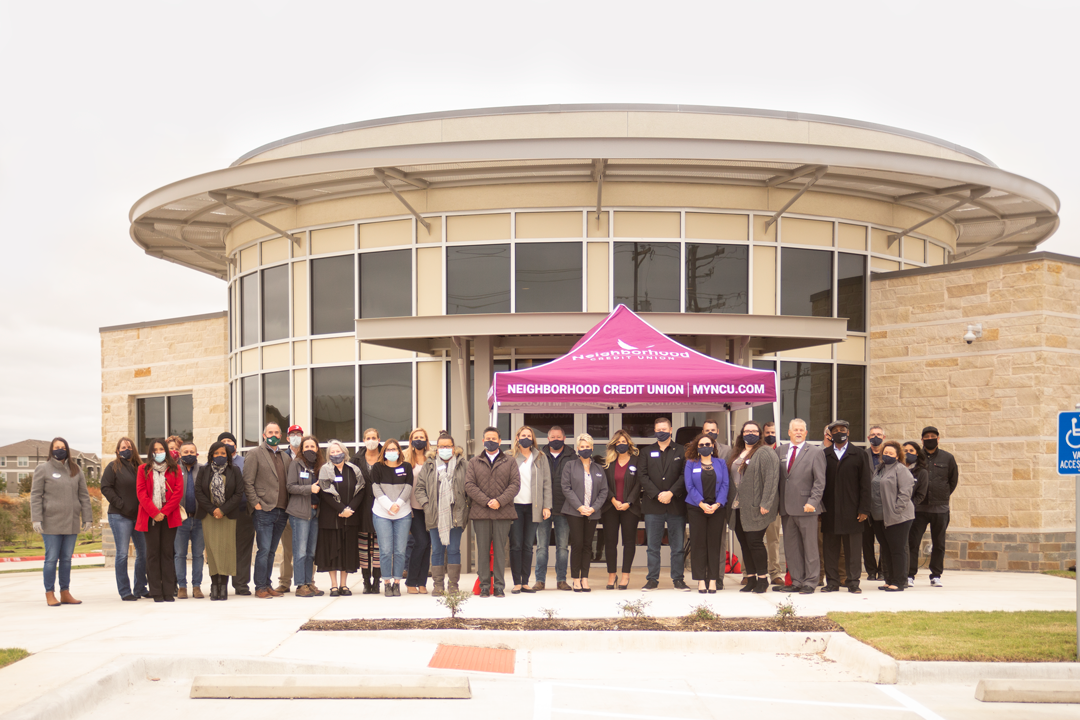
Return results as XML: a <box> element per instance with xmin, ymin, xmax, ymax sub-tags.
<box><xmin>930</xmin><ymin>577</ymin><xmax>943</xmax><ymax>587</ymax></box>
<box><xmin>907</xmin><ymin>576</ymin><xmax>915</xmax><ymax>586</ymax></box>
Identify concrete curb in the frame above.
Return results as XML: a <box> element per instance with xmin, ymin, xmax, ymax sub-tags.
<box><xmin>191</xmin><ymin>674</ymin><xmax>471</xmax><ymax>699</ymax></box>
<box><xmin>822</xmin><ymin>633</ymin><xmax>898</xmax><ymax>684</ymax></box>
<box><xmin>975</xmin><ymin>678</ymin><xmax>1080</xmax><ymax>703</ymax></box>
<box><xmin>899</xmin><ymin>660</ymin><xmax>1080</xmax><ymax>685</ymax></box>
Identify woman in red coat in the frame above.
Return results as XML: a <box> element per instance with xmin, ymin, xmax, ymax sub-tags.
<box><xmin>137</xmin><ymin>438</ymin><xmax>183</xmax><ymax>602</ymax></box>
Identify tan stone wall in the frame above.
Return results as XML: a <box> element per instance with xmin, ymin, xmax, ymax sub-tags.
<box><xmin>869</xmin><ymin>257</ymin><xmax>1080</xmax><ymax>565</ymax></box>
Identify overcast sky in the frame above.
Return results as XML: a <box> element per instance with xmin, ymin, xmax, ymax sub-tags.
<box><xmin>1</xmin><ymin>1</ymin><xmax>1077</xmax><ymax>454</ymax></box>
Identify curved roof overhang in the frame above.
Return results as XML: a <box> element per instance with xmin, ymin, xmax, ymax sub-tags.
<box><xmin>130</xmin><ymin>136</ymin><xmax>1060</xmax><ymax>280</ymax></box>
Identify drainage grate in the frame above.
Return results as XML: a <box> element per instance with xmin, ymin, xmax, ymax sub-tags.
<box><xmin>428</xmin><ymin>645</ymin><xmax>515</xmax><ymax>674</ymax></box>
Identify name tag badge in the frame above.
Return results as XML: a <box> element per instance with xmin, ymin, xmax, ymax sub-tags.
<box><xmin>53</xmin><ymin>473</ymin><xmax>61</xmax><ymax>478</ymax></box>
<box><xmin>395</xmin><ymin>467</ymin><xmax>406</xmax><ymax>476</ymax></box>
<box><xmin>629</xmin><ymin>466</ymin><xmax>636</xmax><ymax>472</ymax></box>
<box><xmin>651</xmin><ymin>451</ymin><xmax>660</xmax><ymax>458</ymax></box>
<box><xmin>693</xmin><ymin>467</ymin><xmax>701</xmax><ymax>473</ymax></box>
<box><xmin>333</xmin><ymin>475</ymin><xmax>342</xmax><ymax>483</ymax></box>
<box><xmin>300</xmin><ymin>472</ymin><xmax>309</xmax><ymax>479</ymax></box>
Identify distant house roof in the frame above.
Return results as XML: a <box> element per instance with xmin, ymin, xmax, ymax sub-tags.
<box><xmin>0</xmin><ymin>439</ymin><xmax>99</xmax><ymax>464</ymax></box>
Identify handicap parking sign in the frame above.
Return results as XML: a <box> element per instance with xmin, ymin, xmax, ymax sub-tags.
<box><xmin>1059</xmin><ymin>411</ymin><xmax>1080</xmax><ymax>475</ymax></box>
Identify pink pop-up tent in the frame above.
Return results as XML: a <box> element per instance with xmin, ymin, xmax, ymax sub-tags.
<box><xmin>488</xmin><ymin>305</ymin><xmax>777</xmax><ymax>414</ymax></box>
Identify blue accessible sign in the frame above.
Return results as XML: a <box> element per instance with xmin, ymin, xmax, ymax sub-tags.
<box><xmin>1059</xmin><ymin>411</ymin><xmax>1080</xmax><ymax>475</ymax></box>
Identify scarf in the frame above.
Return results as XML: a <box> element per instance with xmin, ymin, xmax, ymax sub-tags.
<box><xmin>437</xmin><ymin>455</ymin><xmax>457</xmax><ymax>545</ymax></box>
<box><xmin>152</xmin><ymin>462</ymin><xmax>168</xmax><ymax>511</ymax></box>
<box><xmin>210</xmin><ymin>463</ymin><xmax>227</xmax><ymax>507</ymax></box>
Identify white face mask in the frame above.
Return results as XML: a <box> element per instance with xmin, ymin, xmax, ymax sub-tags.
<box><xmin>289</xmin><ymin>435</ymin><xmax>302</xmax><ymax>447</ymax></box>
<box><xmin>438</xmin><ymin>447</ymin><xmax>453</xmax><ymax>461</ymax></box>
<box><xmin>365</xmin><ymin>439</ymin><xmax>380</xmax><ymax>452</ymax></box>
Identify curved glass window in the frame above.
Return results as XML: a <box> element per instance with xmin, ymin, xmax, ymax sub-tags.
<box><xmin>781</xmin><ymin>248</ymin><xmax>832</xmax><ymax>318</ymax></box>
<box><xmin>360</xmin><ymin>249</ymin><xmax>412</xmax><ymax>318</ymax></box>
<box><xmin>685</xmin><ymin>243</ymin><xmax>748</xmax><ymax>314</ymax></box>
<box><xmin>313</xmin><ymin>366</ymin><xmax>355</xmax><ymax>442</ymax></box>
<box><xmin>779</xmin><ymin>361</ymin><xmax>832</xmax><ymax>436</ymax></box>
<box><xmin>262</xmin><ymin>266</ymin><xmax>289</xmax><ymax>342</ymax></box>
<box><xmin>837</xmin><ymin>253</ymin><xmax>866</xmax><ymax>332</ymax></box>
<box><xmin>614</xmin><ymin>242</ymin><xmax>679</xmax><ymax>312</ymax></box>
<box><xmin>241</xmin><ymin>376</ymin><xmax>260</xmax><ymax>447</ymax></box>
<box><xmin>447</xmin><ymin>245</ymin><xmax>510</xmax><ymax>314</ymax></box>
<box><xmin>836</xmin><ymin>365</ymin><xmax>866</xmax><ymax>438</ymax></box>
<box><xmin>240</xmin><ymin>274</ymin><xmax>258</xmax><ymax>346</ymax></box>
<box><xmin>515</xmin><ymin>242</ymin><xmax>582</xmax><ymax>313</ymax></box>
<box><xmin>311</xmin><ymin>257</ymin><xmax>354</xmax><ymax>335</ymax></box>
<box><xmin>361</xmin><ymin>363</ymin><xmax>412</xmax><ymax>442</ymax></box>
<box><xmin>263</xmin><ymin>371</ymin><xmax>290</xmax><ymax>432</ymax></box>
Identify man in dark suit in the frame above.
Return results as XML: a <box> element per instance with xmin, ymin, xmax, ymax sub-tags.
<box><xmin>821</xmin><ymin>420</ymin><xmax>872</xmax><ymax>594</ymax></box>
<box><xmin>774</xmin><ymin>418</ymin><xmax>825</xmax><ymax>595</ymax></box>
<box><xmin>639</xmin><ymin>417</ymin><xmax>689</xmax><ymax>591</ymax></box>
<box><xmin>861</xmin><ymin>425</ymin><xmax>886</xmax><ymax>581</ymax></box>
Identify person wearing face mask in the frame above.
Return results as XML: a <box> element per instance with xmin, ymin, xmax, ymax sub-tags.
<box><xmin>820</xmin><ymin>420</ymin><xmax>872</xmax><ymax>594</ymax></box>
<box><xmin>218</xmin><ymin>431</ymin><xmax>253</xmax><ymax>596</ymax></box>
<box><xmin>352</xmin><ymin>428</ymin><xmax>383</xmax><ymax>594</ymax></box>
<box><xmin>465</xmin><ymin>427</ymin><xmax>521</xmax><ymax>598</ymax></box>
<box><xmin>242</xmin><ymin>423</ymin><xmax>293</xmax><ymax>599</ymax></box>
<box><xmin>286</xmin><ymin>435</ymin><xmax>326</xmax><ymax>598</ymax></box>
<box><xmin>174</xmin><ymin>442</ymin><xmax>204</xmax><ymax>599</ymax></box>
<box><xmin>535</xmin><ymin>426</ymin><xmax>574</xmax><ymax>591</ymax></box>
<box><xmin>900</xmin><ymin>441</ymin><xmax>929</xmax><ymax>586</ymax></box>
<box><xmin>194</xmin><ymin>442</ymin><xmax>245</xmax><ymax>600</ymax></box>
<box><xmin>136</xmin><ymin>439</ymin><xmax>183</xmax><ymax>602</ymax></box>
<box><xmin>704</xmin><ymin>418</ymin><xmax>750</xmax><ymax>589</ymax></box>
<box><xmin>167</xmin><ymin>436</ymin><xmax>184</xmax><ymax>460</ymax></box>
<box><xmin>639</xmin><ymin>417</ymin><xmax>689</xmax><ymax>591</ymax></box>
<box><xmin>759</xmin><ymin>422</ymin><xmax>785</xmax><ymax>587</ymax></box>
<box><xmin>561</xmin><ymin>434</ymin><xmax>608</xmax><ymax>592</ymax></box>
<box><xmin>414</xmin><ymin>432</ymin><xmax>468</xmax><ymax>596</ymax></box>
<box><xmin>728</xmin><ymin>422</ymin><xmax>779</xmax><ymax>594</ymax></box>
<box><xmin>909</xmin><ymin>427</ymin><xmax>957</xmax><ymax>588</ymax></box>
<box><xmin>602</xmin><ymin>430</ymin><xmax>641</xmax><ymax>590</ymax></box>
<box><xmin>507</xmin><ymin>426</ymin><xmax>551</xmax><ymax>594</ymax></box>
<box><xmin>871</xmin><ymin>442</ymin><xmax>916</xmax><ymax>591</ymax></box>
<box><xmin>860</xmin><ymin>426</ymin><xmax>886</xmax><ymax>581</ymax></box>
<box><xmin>31</xmin><ymin>437</ymin><xmax>92</xmax><ymax>606</ymax></box>
<box><xmin>403</xmin><ymin>428</ymin><xmax>432</xmax><ymax>594</ymax></box>
<box><xmin>370</xmin><ymin>438</ymin><xmax>412</xmax><ymax>596</ymax></box>
<box><xmin>101</xmin><ymin>437</ymin><xmax>148</xmax><ymax>601</ymax></box>
<box><xmin>272</xmin><ymin>424</ymin><xmax>305</xmax><ymax>595</ymax></box>
<box><xmin>684</xmin><ymin>433</ymin><xmax>731</xmax><ymax>593</ymax></box>
<box><xmin>316</xmin><ymin>439</ymin><xmax>367</xmax><ymax>595</ymax></box>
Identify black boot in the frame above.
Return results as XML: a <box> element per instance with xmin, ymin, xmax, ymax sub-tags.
<box><xmin>214</xmin><ymin>575</ymin><xmax>224</xmax><ymax>600</ymax></box>
<box><xmin>219</xmin><ymin>575</ymin><xmax>229</xmax><ymax>600</ymax></box>
<box><xmin>754</xmin><ymin>577</ymin><xmax>769</xmax><ymax>594</ymax></box>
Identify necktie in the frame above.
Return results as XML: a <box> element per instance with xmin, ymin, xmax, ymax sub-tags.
<box><xmin>787</xmin><ymin>446</ymin><xmax>798</xmax><ymax>473</ymax></box>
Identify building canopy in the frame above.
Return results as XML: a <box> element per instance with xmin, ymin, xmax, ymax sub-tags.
<box><xmin>489</xmin><ymin>305</ymin><xmax>777</xmax><ymax>414</ymax></box>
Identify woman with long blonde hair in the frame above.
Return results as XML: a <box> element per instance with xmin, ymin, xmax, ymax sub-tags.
<box><xmin>508</xmin><ymin>425</ymin><xmax>552</xmax><ymax>593</ymax></box>
<box><xmin>602</xmin><ymin>429</ymin><xmax>641</xmax><ymax>590</ymax></box>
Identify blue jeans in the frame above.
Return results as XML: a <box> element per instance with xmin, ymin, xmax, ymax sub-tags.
<box><xmin>174</xmin><ymin>516</ymin><xmax>204</xmax><ymax>588</ymax></box>
<box><xmin>644</xmin><ymin>513</ymin><xmax>686</xmax><ymax>583</ymax></box>
<box><xmin>429</xmin><ymin>526</ymin><xmax>464</xmax><ymax>566</ymax></box>
<box><xmin>534</xmin><ymin>514</ymin><xmax>570</xmax><ymax>584</ymax></box>
<box><xmin>290</xmin><ymin>508</ymin><xmax>318</xmax><ymax>586</ymax></box>
<box><xmin>42</xmin><ymin>533</ymin><xmax>78</xmax><ymax>592</ymax></box>
<box><xmin>107</xmin><ymin>514</ymin><xmax>147</xmax><ymax>598</ymax></box>
<box><xmin>252</xmin><ymin>507</ymin><xmax>288</xmax><ymax>590</ymax></box>
<box><xmin>372</xmin><ymin>514</ymin><xmax>411</xmax><ymax>580</ymax></box>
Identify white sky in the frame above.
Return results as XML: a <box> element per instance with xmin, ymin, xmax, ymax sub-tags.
<box><xmin>1</xmin><ymin>1</ymin><xmax>1077</xmax><ymax>455</ymax></box>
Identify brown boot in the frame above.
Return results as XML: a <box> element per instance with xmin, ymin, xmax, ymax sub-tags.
<box><xmin>60</xmin><ymin>590</ymin><xmax>82</xmax><ymax>605</ymax></box>
<box><xmin>191</xmin><ymin>586</ymin><xmax>204</xmax><ymax>599</ymax></box>
<box><xmin>177</xmin><ymin>587</ymin><xmax>188</xmax><ymax>599</ymax></box>
<box><xmin>447</xmin><ymin>564</ymin><xmax>461</xmax><ymax>593</ymax></box>
<box><xmin>45</xmin><ymin>591</ymin><xmax>60</xmax><ymax>607</ymax></box>
<box><xmin>430</xmin><ymin>565</ymin><xmax>446</xmax><ymax>596</ymax></box>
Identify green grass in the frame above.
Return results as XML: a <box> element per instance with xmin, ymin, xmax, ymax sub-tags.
<box><xmin>830</xmin><ymin>611</ymin><xmax>1078</xmax><ymax>662</ymax></box>
<box><xmin>0</xmin><ymin>648</ymin><xmax>29</xmax><ymax>669</ymax></box>
<box><xmin>1043</xmin><ymin>569</ymin><xmax>1076</xmax><ymax>580</ymax></box>
<box><xmin>0</xmin><ymin>540</ymin><xmax>101</xmax><ymax>556</ymax></box>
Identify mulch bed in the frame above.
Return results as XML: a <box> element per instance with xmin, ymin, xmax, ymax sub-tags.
<box><xmin>302</xmin><ymin>616</ymin><xmax>840</xmax><ymax>633</ymax></box>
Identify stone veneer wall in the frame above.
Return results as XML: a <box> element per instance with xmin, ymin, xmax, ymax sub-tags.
<box><xmin>869</xmin><ymin>253</ymin><xmax>1080</xmax><ymax>572</ymax></box>
<box><xmin>99</xmin><ymin>312</ymin><xmax>229</xmax><ymax>564</ymax></box>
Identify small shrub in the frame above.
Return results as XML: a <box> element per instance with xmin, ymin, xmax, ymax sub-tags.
<box><xmin>538</xmin><ymin>607</ymin><xmax>559</xmax><ymax>620</ymax></box>
<box><xmin>775</xmin><ymin>598</ymin><xmax>798</xmax><ymax>621</ymax></box>
<box><xmin>685</xmin><ymin>603</ymin><xmax>719</xmax><ymax>622</ymax></box>
<box><xmin>436</xmin><ymin>589</ymin><xmax>471</xmax><ymax>619</ymax></box>
<box><xmin>616</xmin><ymin>598</ymin><xmax>651</xmax><ymax>618</ymax></box>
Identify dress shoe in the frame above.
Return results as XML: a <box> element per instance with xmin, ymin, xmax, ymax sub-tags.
<box><xmin>774</xmin><ymin>585</ymin><xmax>797</xmax><ymax>593</ymax></box>
<box><xmin>121</xmin><ymin>594</ymin><xmax>139</xmax><ymax>602</ymax></box>
<box><xmin>771</xmin><ymin>577</ymin><xmax>785</xmax><ymax>586</ymax></box>
<box><xmin>884</xmin><ymin>586</ymin><xmax>904</xmax><ymax>592</ymax></box>
<box><xmin>480</xmin><ymin>585</ymin><xmax>490</xmax><ymax>598</ymax></box>
<box><xmin>60</xmin><ymin>590</ymin><xmax>82</xmax><ymax>605</ymax></box>
<box><xmin>673</xmin><ymin>579</ymin><xmax>690</xmax><ymax>591</ymax></box>
<box><xmin>192</xmin><ymin>586</ymin><xmax>204</xmax><ymax>599</ymax></box>
<box><xmin>177</xmin><ymin>588</ymin><xmax>188</xmax><ymax>599</ymax></box>
<box><xmin>267</xmin><ymin>587</ymin><xmax>283</xmax><ymax>597</ymax></box>
<box><xmin>45</xmin><ymin>591</ymin><xmax>60</xmax><ymax>607</ymax></box>
<box><xmin>234</xmin><ymin>586</ymin><xmax>252</xmax><ymax>596</ymax></box>
<box><xmin>642</xmin><ymin>580</ymin><xmax>659</xmax><ymax>591</ymax></box>
<box><xmin>531</xmin><ymin>582</ymin><xmax>545</xmax><ymax>591</ymax></box>
<box><xmin>494</xmin><ymin>588</ymin><xmax>506</xmax><ymax>598</ymax></box>
<box><xmin>557</xmin><ymin>581</ymin><xmax>573</xmax><ymax>591</ymax></box>
<box><xmin>606</xmin><ymin>584</ymin><xmax>615</xmax><ymax>590</ymax></box>
<box><xmin>255</xmin><ymin>588</ymin><xmax>274</xmax><ymax>598</ymax></box>
<box><xmin>331</xmin><ymin>586</ymin><xmax>342</xmax><ymax>597</ymax></box>
<box><xmin>821</xmin><ymin>586</ymin><xmax>840</xmax><ymax>593</ymax></box>
<box><xmin>799</xmin><ymin>586</ymin><xmax>815</xmax><ymax>594</ymax></box>
<box><xmin>849</xmin><ymin>587</ymin><xmax>863</xmax><ymax>594</ymax></box>
<box><xmin>163</xmin><ymin>595</ymin><xmax>175</xmax><ymax>602</ymax></box>
<box><xmin>408</xmin><ymin>586</ymin><xmax>420</xmax><ymax>594</ymax></box>
<box><xmin>275</xmin><ymin>585</ymin><xmax>290</xmax><ymax>594</ymax></box>
<box><xmin>417</xmin><ymin>586</ymin><xmax>428</xmax><ymax>594</ymax></box>
<box><xmin>520</xmin><ymin>585</ymin><xmax>534</xmax><ymax>593</ymax></box>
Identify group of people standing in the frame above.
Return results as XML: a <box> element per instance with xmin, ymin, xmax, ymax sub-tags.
<box><xmin>33</xmin><ymin>416</ymin><xmax>957</xmax><ymax>605</ymax></box>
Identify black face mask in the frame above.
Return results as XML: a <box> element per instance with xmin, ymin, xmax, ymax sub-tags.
<box><xmin>181</xmin><ymin>455</ymin><xmax>198</xmax><ymax>467</ymax></box>
<box><xmin>698</xmin><ymin>445</ymin><xmax>714</xmax><ymax>457</ymax></box>
<box><xmin>905</xmin><ymin>452</ymin><xmax>917</xmax><ymax>465</ymax></box>
<box><xmin>923</xmin><ymin>438</ymin><xmax>938</xmax><ymax>451</ymax></box>
<box><xmin>411</xmin><ymin>439</ymin><xmax>428</xmax><ymax>451</ymax></box>
<box><xmin>615</xmin><ymin>443</ymin><xmax>629</xmax><ymax>454</ymax></box>
<box><xmin>548</xmin><ymin>439</ymin><xmax>565</xmax><ymax>451</ymax></box>
<box><xmin>53</xmin><ymin>449</ymin><xmax>68</xmax><ymax>461</ymax></box>
<box><xmin>303</xmin><ymin>449</ymin><xmax>318</xmax><ymax>464</ymax></box>
<box><xmin>743</xmin><ymin>434</ymin><xmax>760</xmax><ymax>446</ymax></box>
<box><xmin>655</xmin><ymin>431</ymin><xmax>671</xmax><ymax>442</ymax></box>
<box><xmin>869</xmin><ymin>437</ymin><xmax>883</xmax><ymax>447</ymax></box>
<box><xmin>484</xmin><ymin>440</ymin><xmax>500</xmax><ymax>453</ymax></box>
<box><xmin>518</xmin><ymin>438</ymin><xmax>533</xmax><ymax>449</ymax></box>
<box><xmin>577</xmin><ymin>448</ymin><xmax>593</xmax><ymax>459</ymax></box>
<box><xmin>882</xmin><ymin>455</ymin><xmax>898</xmax><ymax>465</ymax></box>
<box><xmin>119</xmin><ymin>449</ymin><xmax>132</xmax><ymax>460</ymax></box>
<box><xmin>763</xmin><ymin>435</ymin><xmax>776</xmax><ymax>446</ymax></box>
<box><xmin>831</xmin><ymin>433</ymin><xmax>848</xmax><ymax>445</ymax></box>
<box><xmin>706</xmin><ymin>432</ymin><xmax>718</xmax><ymax>442</ymax></box>
<box><xmin>212</xmin><ymin>456</ymin><xmax>228</xmax><ymax>468</ymax></box>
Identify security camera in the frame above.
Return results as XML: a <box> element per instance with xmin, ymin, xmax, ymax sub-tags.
<box><xmin>963</xmin><ymin>330</ymin><xmax>976</xmax><ymax>344</ymax></box>
<box><xmin>964</xmin><ymin>323</ymin><xmax>982</xmax><ymax>345</ymax></box>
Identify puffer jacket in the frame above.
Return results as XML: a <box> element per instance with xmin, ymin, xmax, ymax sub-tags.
<box><xmin>414</xmin><ymin>446</ymin><xmax>469</xmax><ymax>530</ymax></box>
<box><xmin>464</xmin><ymin>451</ymin><xmax>520</xmax><ymax>521</ymax></box>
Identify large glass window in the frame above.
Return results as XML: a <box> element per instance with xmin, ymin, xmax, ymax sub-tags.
<box><xmin>836</xmin><ymin>365</ymin><xmax>866</xmax><ymax>439</ymax></box>
<box><xmin>515</xmin><ymin>242</ymin><xmax>582</xmax><ymax>313</ymax></box>
<box><xmin>515</xmin><ymin>359</ymin><xmax>575</xmax><ymax>434</ymax></box>
<box><xmin>613</xmin><ymin>242</ymin><xmax>680</xmax><ymax>312</ymax></box>
<box><xmin>313</xmin><ymin>366</ymin><xmax>355</xmax><ymax>443</ymax></box>
<box><xmin>263</xmin><ymin>371</ymin><xmax>290</xmax><ymax>433</ymax></box>
<box><xmin>621</xmin><ymin>413</ymin><xmax>670</xmax><ymax>440</ymax></box>
<box><xmin>360</xmin><ymin>249</ymin><xmax>412</xmax><ymax>318</ymax></box>
<box><xmin>685</xmin><ymin>244</ymin><xmax>748</xmax><ymax>314</ymax></box>
<box><xmin>138</xmin><ymin>394</ymin><xmax>194</xmax><ymax>454</ymax></box>
<box><xmin>311</xmin><ymin>257</ymin><xmax>354</xmax><ymax>335</ymax></box>
<box><xmin>240</xmin><ymin>274</ymin><xmax>258</xmax><ymax>346</ymax></box>
<box><xmin>781</xmin><ymin>248</ymin><xmax>832</xmax><ymax>318</ymax></box>
<box><xmin>241</xmin><ymin>376</ymin><xmax>260</xmax><ymax>447</ymax></box>
<box><xmin>447</xmin><ymin>245</ymin><xmax>510</xmax><ymax>314</ymax></box>
<box><xmin>261</xmin><ymin>265</ymin><xmax>289</xmax><ymax>342</ymax></box>
<box><xmin>751</xmin><ymin>360</ymin><xmax>776</xmax><ymax>428</ymax></box>
<box><xmin>360</xmin><ymin>363</ymin><xmax>412</xmax><ymax>442</ymax></box>
<box><xmin>837</xmin><ymin>253</ymin><xmax>867</xmax><ymax>332</ymax></box>
<box><xmin>779</xmin><ymin>361</ymin><xmax>832</xmax><ymax>439</ymax></box>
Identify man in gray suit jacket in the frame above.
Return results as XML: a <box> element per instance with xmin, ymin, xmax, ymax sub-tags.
<box><xmin>774</xmin><ymin>418</ymin><xmax>826</xmax><ymax>594</ymax></box>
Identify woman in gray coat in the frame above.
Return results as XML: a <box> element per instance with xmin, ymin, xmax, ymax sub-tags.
<box><xmin>508</xmin><ymin>426</ymin><xmax>552</xmax><ymax>594</ymax></box>
<box><xmin>414</xmin><ymin>433</ymin><xmax>469</xmax><ymax>595</ymax></box>
<box><xmin>31</xmin><ymin>437</ymin><xmax>92</xmax><ymax>606</ymax></box>
<box><xmin>873</xmin><ymin>442</ymin><xmax>916</xmax><ymax>592</ymax></box>
<box><xmin>729</xmin><ymin>422</ymin><xmax>780</xmax><ymax>594</ymax></box>
<box><xmin>561</xmin><ymin>433</ymin><xmax>608</xmax><ymax>592</ymax></box>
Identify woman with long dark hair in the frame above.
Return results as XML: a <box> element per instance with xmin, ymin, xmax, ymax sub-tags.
<box><xmin>684</xmin><ymin>432</ymin><xmax>730</xmax><ymax>593</ymax></box>
<box><xmin>31</xmin><ymin>437</ymin><xmax>92</xmax><ymax>606</ymax></box>
<box><xmin>101</xmin><ymin>437</ymin><xmax>147</xmax><ymax>601</ymax></box>
<box><xmin>194</xmin><ymin>441</ymin><xmax>245</xmax><ymax>600</ymax></box>
<box><xmin>602</xmin><ymin>429</ymin><xmax>641</xmax><ymax>590</ymax></box>
<box><xmin>727</xmin><ymin>421</ymin><xmax>779</xmax><ymax>594</ymax></box>
<box><xmin>371</xmin><ymin>438</ymin><xmax>413</xmax><ymax>596</ymax></box>
<box><xmin>902</xmin><ymin>441</ymin><xmax>929</xmax><ymax>586</ymax></box>
<box><xmin>136</xmin><ymin>438</ymin><xmax>183</xmax><ymax>602</ymax></box>
<box><xmin>286</xmin><ymin>436</ymin><xmax>325</xmax><ymax>597</ymax></box>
